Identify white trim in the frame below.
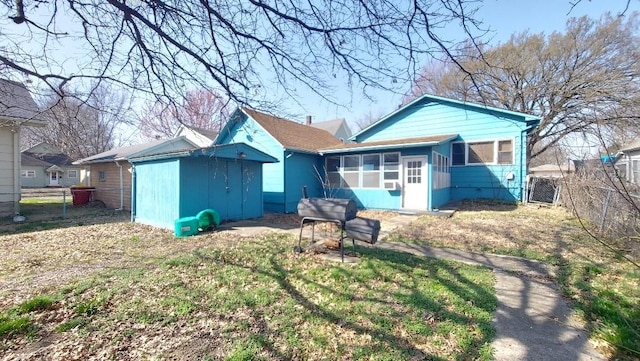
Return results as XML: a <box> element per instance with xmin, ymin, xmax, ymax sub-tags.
<box><xmin>450</xmin><ymin>138</ymin><xmax>515</xmax><ymax>166</ymax></box>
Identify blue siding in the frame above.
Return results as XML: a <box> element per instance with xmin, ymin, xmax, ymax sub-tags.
<box><xmin>133</xmin><ymin>159</ymin><xmax>181</xmax><ymax>229</ymax></box>
<box><xmin>353</xmin><ymin>98</ymin><xmax>530</xmax><ymax>204</ymax></box>
<box><xmin>133</xmin><ymin>156</ymin><xmax>265</xmax><ymax>230</ymax></box>
<box><xmin>284</xmin><ymin>152</ymin><xmax>324</xmax><ymax>212</ymax></box>
<box><xmin>355</xmin><ymin>99</ymin><xmax>526</xmax><ymax>143</ymax></box>
<box><xmin>217</xmin><ymin>114</ymin><xmax>286</xmax><ymax>212</ymax></box>
<box><xmin>332</xmin><ymin>188</ymin><xmax>402</xmax><ymax>210</ymax></box>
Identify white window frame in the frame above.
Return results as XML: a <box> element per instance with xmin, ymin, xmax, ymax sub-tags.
<box><xmin>21</xmin><ymin>170</ymin><xmax>36</xmax><ymax>178</ymax></box>
<box><xmin>450</xmin><ymin>138</ymin><xmax>515</xmax><ymax>166</ymax></box>
<box><xmin>67</xmin><ymin>169</ymin><xmax>78</xmax><ymax>178</ymax></box>
<box><xmin>324</xmin><ymin>152</ymin><xmax>401</xmax><ymax>189</ymax></box>
<box><xmin>362</xmin><ymin>154</ymin><xmax>381</xmax><ymax>189</ymax></box>
<box><xmin>98</xmin><ymin>170</ymin><xmax>106</xmax><ymax>182</ymax></box>
<box><xmin>432</xmin><ymin>151</ymin><xmax>451</xmax><ymax>189</ymax></box>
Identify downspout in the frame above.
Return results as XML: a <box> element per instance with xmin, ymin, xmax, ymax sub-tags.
<box><xmin>12</xmin><ymin>125</ymin><xmax>20</xmax><ymax>216</ymax></box>
<box><xmin>283</xmin><ymin>149</ymin><xmax>287</xmax><ymax>213</ymax></box>
<box><xmin>115</xmin><ymin>160</ymin><xmax>124</xmax><ymax>211</ymax></box>
<box><xmin>131</xmin><ymin>164</ymin><xmax>136</xmax><ymax>222</ymax></box>
<box><xmin>521</xmin><ymin>130</ymin><xmax>526</xmax><ymax>203</ymax></box>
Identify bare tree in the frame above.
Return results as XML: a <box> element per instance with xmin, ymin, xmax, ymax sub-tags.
<box><xmin>138</xmin><ymin>89</ymin><xmax>229</xmax><ymax>140</ymax></box>
<box><xmin>407</xmin><ymin>13</ymin><xmax>640</xmax><ymax>164</ymax></box>
<box><xmin>0</xmin><ymin>0</ymin><xmax>485</xmax><ymax>110</ymax></box>
<box><xmin>22</xmin><ymin>84</ymin><xmax>133</xmax><ymax>160</ymax></box>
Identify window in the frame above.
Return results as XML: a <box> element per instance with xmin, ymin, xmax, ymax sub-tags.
<box><xmin>98</xmin><ymin>170</ymin><xmax>106</xmax><ymax>182</ymax></box>
<box><xmin>451</xmin><ymin>143</ymin><xmax>465</xmax><ymax>165</ymax></box>
<box><xmin>325</xmin><ymin>156</ymin><xmax>341</xmax><ymax>187</ymax></box>
<box><xmin>383</xmin><ymin>153</ymin><xmax>400</xmax><ymax>181</ymax></box>
<box><xmin>632</xmin><ymin>160</ymin><xmax>639</xmax><ymax>185</ymax></box>
<box><xmin>362</xmin><ymin>154</ymin><xmax>380</xmax><ymax>188</ymax></box>
<box><xmin>342</xmin><ymin>155</ymin><xmax>360</xmax><ymax>188</ymax></box>
<box><xmin>20</xmin><ymin>170</ymin><xmax>36</xmax><ymax>178</ymax></box>
<box><xmin>324</xmin><ymin>152</ymin><xmax>400</xmax><ymax>189</ymax></box>
<box><xmin>67</xmin><ymin>170</ymin><xmax>78</xmax><ymax>178</ymax></box>
<box><xmin>432</xmin><ymin>152</ymin><xmax>451</xmax><ymax>189</ymax></box>
<box><xmin>498</xmin><ymin>140</ymin><xmax>513</xmax><ymax>164</ymax></box>
<box><xmin>468</xmin><ymin>141</ymin><xmax>494</xmax><ymax>164</ymax></box>
<box><xmin>451</xmin><ymin>139</ymin><xmax>514</xmax><ymax>165</ymax></box>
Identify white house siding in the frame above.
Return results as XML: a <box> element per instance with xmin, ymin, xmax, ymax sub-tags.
<box><xmin>0</xmin><ymin>126</ymin><xmax>18</xmax><ymax>216</ymax></box>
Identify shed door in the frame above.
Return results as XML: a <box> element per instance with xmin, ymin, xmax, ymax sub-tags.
<box><xmin>226</xmin><ymin>161</ymin><xmax>244</xmax><ymax>219</ymax></box>
<box><xmin>402</xmin><ymin>157</ymin><xmax>427</xmax><ymax>209</ymax></box>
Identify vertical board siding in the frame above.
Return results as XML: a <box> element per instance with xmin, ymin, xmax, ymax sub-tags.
<box><xmin>217</xmin><ymin>114</ymin><xmax>286</xmax><ymax>211</ymax></box>
<box><xmin>179</xmin><ymin>157</ymin><xmax>264</xmax><ymax>222</ymax></box>
<box><xmin>356</xmin><ymin>100</ymin><xmax>527</xmax><ymax>143</ymax></box>
<box><xmin>134</xmin><ymin>159</ymin><xmax>181</xmax><ymax>229</ymax></box>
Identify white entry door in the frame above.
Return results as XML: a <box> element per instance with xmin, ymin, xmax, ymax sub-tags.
<box><xmin>402</xmin><ymin>157</ymin><xmax>427</xmax><ymax>209</ymax></box>
<box><xmin>49</xmin><ymin>171</ymin><xmax>59</xmax><ymax>186</ymax></box>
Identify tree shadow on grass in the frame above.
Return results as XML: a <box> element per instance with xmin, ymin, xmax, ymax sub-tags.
<box><xmin>193</xmin><ymin>242</ymin><xmax>497</xmax><ymax>360</ymax></box>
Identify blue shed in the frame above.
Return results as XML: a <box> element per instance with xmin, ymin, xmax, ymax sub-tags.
<box><xmin>129</xmin><ymin>143</ymin><xmax>278</xmax><ymax>230</ymax></box>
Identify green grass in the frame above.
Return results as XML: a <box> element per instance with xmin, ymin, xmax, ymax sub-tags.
<box><xmin>1</xmin><ymin>233</ymin><xmax>497</xmax><ymax>360</ymax></box>
<box><xmin>388</xmin><ymin>202</ymin><xmax>640</xmax><ymax>360</ymax></box>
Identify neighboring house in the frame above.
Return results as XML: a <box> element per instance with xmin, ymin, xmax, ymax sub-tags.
<box><xmin>219</xmin><ymin>95</ymin><xmax>540</xmax><ymax>213</ymax></box>
<box><xmin>614</xmin><ymin>138</ymin><xmax>640</xmax><ymax>185</ymax></box>
<box><xmin>20</xmin><ymin>142</ymin><xmax>81</xmax><ymax>187</ymax></box>
<box><xmin>0</xmin><ymin>78</ymin><xmax>47</xmax><ymax>217</ymax></box>
<box><xmin>215</xmin><ymin>108</ymin><xmax>344</xmax><ymax>213</ymax></box>
<box><xmin>173</xmin><ymin>124</ymin><xmax>218</xmax><ymax>147</ymax></box>
<box><xmin>307</xmin><ymin>117</ymin><xmax>352</xmax><ymax>143</ymax></box>
<box><xmin>74</xmin><ymin>137</ymin><xmax>198</xmax><ymax>210</ymax></box>
<box><xmin>529</xmin><ymin>162</ymin><xmax>576</xmax><ymax>179</ymax></box>
<box><xmin>129</xmin><ymin>143</ymin><xmax>277</xmax><ymax>229</ymax></box>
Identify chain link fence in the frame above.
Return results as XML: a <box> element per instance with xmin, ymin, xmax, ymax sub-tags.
<box><xmin>1</xmin><ymin>188</ymin><xmax>128</xmax><ymax>226</ymax></box>
<box><xmin>561</xmin><ymin>173</ymin><xmax>640</xmax><ymax>241</ymax></box>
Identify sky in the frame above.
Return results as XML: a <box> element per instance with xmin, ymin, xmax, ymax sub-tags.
<box><xmin>295</xmin><ymin>0</ymin><xmax>639</xmax><ymax>129</ymax></box>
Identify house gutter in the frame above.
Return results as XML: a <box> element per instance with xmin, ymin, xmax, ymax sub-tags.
<box><xmin>115</xmin><ymin>161</ymin><xmax>124</xmax><ymax>210</ymax></box>
<box><xmin>319</xmin><ymin>140</ymin><xmax>445</xmax><ymax>155</ymax></box>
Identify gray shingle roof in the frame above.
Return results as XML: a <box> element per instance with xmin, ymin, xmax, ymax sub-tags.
<box><xmin>0</xmin><ymin>78</ymin><xmax>48</xmax><ymax>123</ymax></box>
<box><xmin>310</xmin><ymin>118</ymin><xmax>351</xmax><ymax>137</ymax></box>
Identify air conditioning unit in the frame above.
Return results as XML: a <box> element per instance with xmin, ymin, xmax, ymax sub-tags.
<box><xmin>383</xmin><ymin>181</ymin><xmax>399</xmax><ymax>190</ymax></box>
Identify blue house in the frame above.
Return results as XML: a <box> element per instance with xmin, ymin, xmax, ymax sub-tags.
<box><xmin>215</xmin><ymin>108</ymin><xmax>344</xmax><ymax>213</ymax></box>
<box><xmin>128</xmin><ymin>143</ymin><xmax>277</xmax><ymax>230</ymax></box>
<box><xmin>217</xmin><ymin>95</ymin><xmax>539</xmax><ymax>213</ymax></box>
<box><xmin>320</xmin><ymin>95</ymin><xmax>540</xmax><ymax>210</ymax></box>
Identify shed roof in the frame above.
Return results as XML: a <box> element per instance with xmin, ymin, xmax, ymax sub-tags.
<box><xmin>0</xmin><ymin>78</ymin><xmax>48</xmax><ymax>124</ymax></box>
<box><xmin>319</xmin><ymin>134</ymin><xmax>457</xmax><ymax>154</ymax></box>
<box><xmin>129</xmin><ymin>143</ymin><xmax>278</xmax><ymax>164</ymax></box>
<box><xmin>240</xmin><ymin>108</ymin><xmax>343</xmax><ymax>152</ymax></box>
<box><xmin>74</xmin><ymin>137</ymin><xmax>196</xmax><ymax>164</ymax></box>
